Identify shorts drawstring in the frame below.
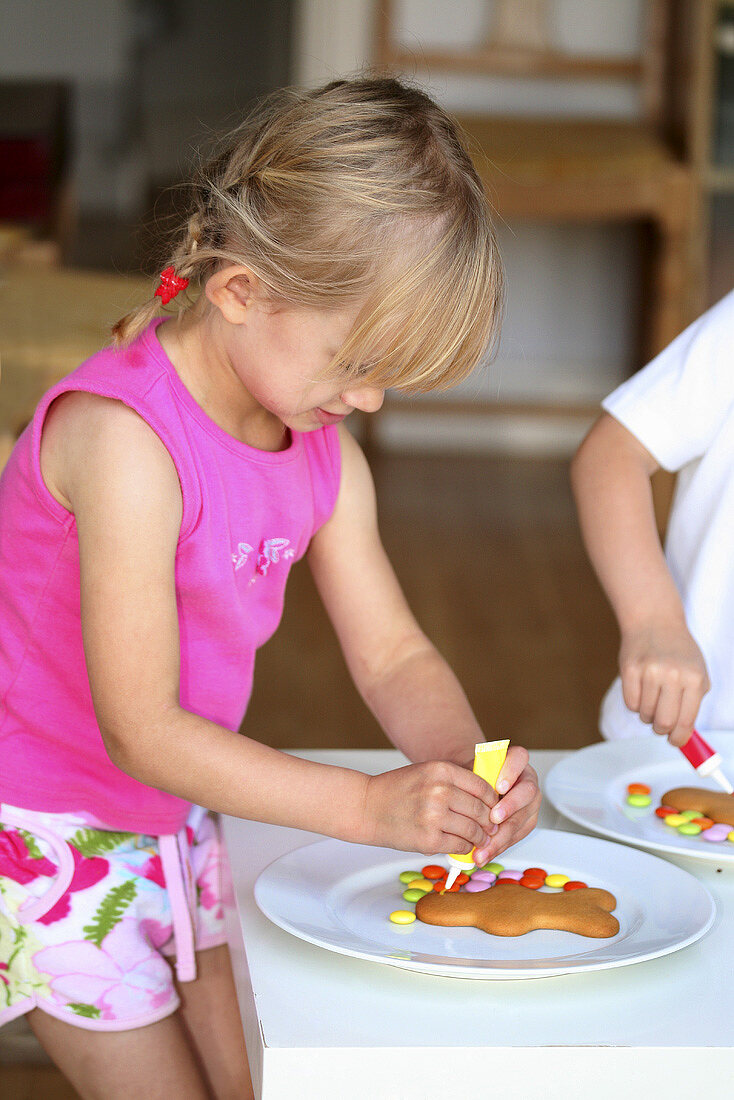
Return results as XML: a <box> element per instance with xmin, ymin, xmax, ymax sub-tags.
<box><xmin>159</xmin><ymin>826</ymin><xmax>198</xmax><ymax>983</ymax></box>
<box><xmin>0</xmin><ymin>805</ymin><xmax>76</xmax><ymax>924</ymax></box>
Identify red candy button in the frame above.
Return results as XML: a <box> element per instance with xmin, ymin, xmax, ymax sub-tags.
<box><xmin>422</xmin><ymin>865</ymin><xmax>446</xmax><ymax>880</ymax></box>
<box><xmin>656</xmin><ymin>805</ymin><xmax>676</xmax><ymax>818</ymax></box>
<box><xmin>433</xmin><ymin>879</ymin><xmax>460</xmax><ymax>892</ymax></box>
<box><xmin>563</xmin><ymin>880</ymin><xmax>587</xmax><ymax>891</ymax></box>
<box><xmin>523</xmin><ymin>867</ymin><xmax>547</xmax><ymax>878</ymax></box>
<box><xmin>520</xmin><ymin>875</ymin><xmax>543</xmax><ymax>889</ymax></box>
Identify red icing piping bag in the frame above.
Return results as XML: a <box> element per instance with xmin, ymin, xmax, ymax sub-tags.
<box><xmin>679</xmin><ymin>730</ymin><xmax>733</xmax><ymax>794</ymax></box>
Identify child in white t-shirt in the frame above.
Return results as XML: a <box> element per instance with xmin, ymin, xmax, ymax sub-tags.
<box><xmin>571</xmin><ymin>289</ymin><xmax>734</xmax><ymax>746</ymax></box>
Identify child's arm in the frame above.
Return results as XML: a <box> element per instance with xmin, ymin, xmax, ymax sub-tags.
<box><xmin>306</xmin><ymin>427</ymin><xmax>540</xmax><ymax>863</ymax></box>
<box><xmin>571</xmin><ymin>411</ymin><xmax>709</xmax><ymax>745</ymax></box>
<box><xmin>42</xmin><ymin>393</ymin><xmax>501</xmax><ymax>858</ymax></box>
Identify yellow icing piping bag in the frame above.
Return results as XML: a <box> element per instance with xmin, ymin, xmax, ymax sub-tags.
<box><xmin>444</xmin><ymin>739</ymin><xmax>510</xmax><ymax>891</ymax></box>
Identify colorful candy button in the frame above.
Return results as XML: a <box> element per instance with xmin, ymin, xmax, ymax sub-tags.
<box><xmin>497</xmin><ymin>869</ymin><xmax>523</xmax><ymax>881</ymax></box>
<box><xmin>679</xmin><ymin>810</ymin><xmax>701</xmax><ymax>821</ymax></box>
<box><xmin>544</xmin><ymin>874</ymin><xmax>569</xmax><ymax>889</ymax></box>
<box><xmin>655</xmin><ymin>805</ymin><xmax>676</xmax><ymax>818</ymax></box>
<box><xmin>691</xmin><ymin>817</ymin><xmax>714</xmax><ymax>830</ymax></box>
<box><xmin>406</xmin><ymin>878</ymin><xmax>434</xmax><ymax>893</ymax></box>
<box><xmin>399</xmin><ymin>870</ymin><xmax>423</xmax><ymax>884</ymax></box>
<box><xmin>482</xmin><ymin>862</ymin><xmax>504</xmax><ymax>874</ymax></box>
<box><xmin>402</xmin><ymin>888</ymin><xmax>427</xmax><ymax>902</ymax></box>
<box><xmin>677</xmin><ymin>822</ymin><xmax>702</xmax><ymax>836</ymax></box>
<box><xmin>523</xmin><ymin>867</ymin><xmax>547</xmax><ymax>879</ymax></box>
<box><xmin>664</xmin><ymin>814</ymin><xmax>687</xmax><ymax>827</ymax></box>
<box><xmin>389</xmin><ymin>910</ymin><xmax>416</xmax><ymax>925</ymax></box>
<box><xmin>563</xmin><ymin>881</ymin><xmax>587</xmax><ymax>891</ymax></box>
<box><xmin>433</xmin><ymin>879</ymin><xmax>460</xmax><ymax>892</ymax></box>
<box><xmin>471</xmin><ymin>871</ymin><xmax>497</xmax><ymax>884</ymax></box>
<box><xmin>464</xmin><ymin>878</ymin><xmax>493</xmax><ymax>892</ymax></box>
<box><xmin>627</xmin><ymin>782</ymin><xmax>651</xmax><ymax>795</ymax></box>
<box><xmin>626</xmin><ymin>793</ymin><xmax>651</xmax><ymax>807</ymax></box>
<box><xmin>703</xmin><ymin>823</ymin><xmax>731</xmax><ymax>843</ymax></box>
<box><xmin>728</xmin><ymin>831</ymin><xmax>734</xmax><ymax>843</ymax></box>
<box><xmin>422</xmin><ymin>865</ymin><xmax>446</xmax><ymax>880</ymax></box>
<box><xmin>520</xmin><ymin>875</ymin><xmax>543</xmax><ymax>889</ymax></box>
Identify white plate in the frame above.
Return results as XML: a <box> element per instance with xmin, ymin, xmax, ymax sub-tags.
<box><xmin>254</xmin><ymin>828</ymin><xmax>714</xmax><ymax>979</ymax></box>
<box><xmin>545</xmin><ymin>734</ymin><xmax>734</xmax><ymax>864</ymax></box>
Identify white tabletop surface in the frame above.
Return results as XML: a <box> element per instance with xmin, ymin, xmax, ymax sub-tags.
<box><xmin>222</xmin><ymin>750</ymin><xmax>734</xmax><ymax>1099</ymax></box>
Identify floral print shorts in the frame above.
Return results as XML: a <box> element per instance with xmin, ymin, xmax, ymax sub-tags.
<box><xmin>0</xmin><ymin>803</ymin><xmax>228</xmax><ymax>1031</ymax></box>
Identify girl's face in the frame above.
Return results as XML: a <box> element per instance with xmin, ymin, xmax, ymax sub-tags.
<box><xmin>224</xmin><ymin>295</ymin><xmax>385</xmax><ymax>434</ymax></box>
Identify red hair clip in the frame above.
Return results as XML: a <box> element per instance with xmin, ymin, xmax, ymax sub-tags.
<box><xmin>154</xmin><ymin>266</ymin><xmax>189</xmax><ymax>304</ymax></box>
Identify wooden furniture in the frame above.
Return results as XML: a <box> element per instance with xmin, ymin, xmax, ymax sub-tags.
<box><xmin>0</xmin><ymin>265</ymin><xmax>151</xmax><ymax>459</ymax></box>
<box><xmin>0</xmin><ymin>81</ymin><xmax>76</xmax><ymax>264</ymax></box>
<box><xmin>223</xmin><ymin>748</ymin><xmax>733</xmax><ymax>1099</ymax></box>
<box><xmin>686</xmin><ymin>1</ymin><xmax>734</xmax><ymax>303</ymax></box>
<box><xmin>371</xmin><ymin>0</ymin><xmax>701</xmax><ymax>457</ymax></box>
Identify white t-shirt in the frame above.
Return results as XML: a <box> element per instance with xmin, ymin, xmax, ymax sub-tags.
<box><xmin>599</xmin><ymin>288</ymin><xmax>734</xmax><ymax>739</ymax></box>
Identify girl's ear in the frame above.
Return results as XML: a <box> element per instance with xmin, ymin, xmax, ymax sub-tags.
<box><xmin>205</xmin><ymin>266</ymin><xmax>262</xmax><ymax>324</ymax></box>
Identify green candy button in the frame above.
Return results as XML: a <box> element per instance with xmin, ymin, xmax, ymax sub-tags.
<box><xmin>398</xmin><ymin>871</ymin><xmax>423</xmax><ymax>885</ymax></box>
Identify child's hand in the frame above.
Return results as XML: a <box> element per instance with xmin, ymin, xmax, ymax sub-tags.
<box><xmin>473</xmin><ymin>746</ymin><xmax>541</xmax><ymax>864</ymax></box>
<box><xmin>619</xmin><ymin>620</ymin><xmax>710</xmax><ymax>746</ymax></box>
<box><xmin>361</xmin><ymin>760</ymin><xmax>499</xmax><ymax>855</ymax></box>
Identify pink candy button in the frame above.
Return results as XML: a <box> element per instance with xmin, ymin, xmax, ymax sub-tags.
<box><xmin>464</xmin><ymin>878</ymin><xmax>493</xmax><ymax>892</ymax></box>
<box><xmin>703</xmin><ymin>823</ymin><xmax>730</xmax><ymax>842</ymax></box>
<box><xmin>497</xmin><ymin>869</ymin><xmax>523</xmax><ymax>881</ymax></box>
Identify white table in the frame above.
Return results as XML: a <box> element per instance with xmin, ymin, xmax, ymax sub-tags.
<box><xmin>223</xmin><ymin>750</ymin><xmax>733</xmax><ymax>1099</ymax></box>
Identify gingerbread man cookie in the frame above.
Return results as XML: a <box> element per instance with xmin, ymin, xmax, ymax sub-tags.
<box><xmin>662</xmin><ymin>787</ymin><xmax>734</xmax><ymax>828</ymax></box>
<box><xmin>415</xmin><ymin>881</ymin><xmax>619</xmax><ymax>938</ymax></box>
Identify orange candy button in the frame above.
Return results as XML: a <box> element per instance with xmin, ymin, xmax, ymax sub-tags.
<box><xmin>520</xmin><ymin>875</ymin><xmax>542</xmax><ymax>889</ymax></box>
<box><xmin>563</xmin><ymin>881</ymin><xmax>587</xmax><ymax>891</ymax></box>
<box><xmin>627</xmin><ymin>783</ymin><xmax>651</xmax><ymax>795</ymax></box>
<box><xmin>422</xmin><ymin>865</ymin><xmax>446</xmax><ymax>880</ymax></box>
<box><xmin>455</xmin><ymin>873</ymin><xmax>470</xmax><ymax>886</ymax></box>
<box><xmin>433</xmin><ymin>879</ymin><xmax>460</xmax><ymax>892</ymax></box>
<box><xmin>692</xmin><ymin>817</ymin><xmax>714</xmax><ymax>830</ymax></box>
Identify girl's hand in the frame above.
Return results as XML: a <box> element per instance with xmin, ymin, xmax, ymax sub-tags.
<box><xmin>473</xmin><ymin>746</ymin><xmax>541</xmax><ymax>864</ymax></box>
<box><xmin>619</xmin><ymin>620</ymin><xmax>710</xmax><ymax>746</ymax></box>
<box><xmin>361</xmin><ymin>760</ymin><xmax>499</xmax><ymax>855</ymax></box>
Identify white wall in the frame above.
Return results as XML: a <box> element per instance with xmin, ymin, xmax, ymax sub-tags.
<box><xmin>294</xmin><ymin>0</ymin><xmax>643</xmax><ymax>452</ymax></box>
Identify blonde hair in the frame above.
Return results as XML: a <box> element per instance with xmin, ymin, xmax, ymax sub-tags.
<box><xmin>113</xmin><ymin>75</ymin><xmax>503</xmax><ymax>394</ymax></box>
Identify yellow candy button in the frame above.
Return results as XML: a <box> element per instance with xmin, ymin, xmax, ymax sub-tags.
<box><xmin>544</xmin><ymin>874</ymin><xmax>569</xmax><ymax>889</ymax></box>
<box><xmin>389</xmin><ymin>910</ymin><xmax>416</xmax><ymax>925</ymax></box>
<box><xmin>664</xmin><ymin>814</ymin><xmax>687</xmax><ymax>827</ymax></box>
<box><xmin>407</xmin><ymin>879</ymin><xmax>433</xmax><ymax>893</ymax></box>
<box><xmin>728</xmin><ymin>831</ymin><xmax>734</xmax><ymax>843</ymax></box>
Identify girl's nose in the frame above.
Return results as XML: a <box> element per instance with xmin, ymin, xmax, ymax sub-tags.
<box><xmin>341</xmin><ymin>385</ymin><xmax>385</xmax><ymax>414</ymax></box>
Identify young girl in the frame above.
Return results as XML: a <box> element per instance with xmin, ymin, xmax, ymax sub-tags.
<box><xmin>572</xmin><ymin>290</ymin><xmax>734</xmax><ymax>748</ymax></box>
<box><xmin>0</xmin><ymin>77</ymin><xmax>540</xmax><ymax>1098</ymax></box>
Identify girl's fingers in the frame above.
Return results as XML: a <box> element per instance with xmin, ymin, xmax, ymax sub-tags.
<box><xmin>671</xmin><ymin>687</ymin><xmax>703</xmax><ymax>747</ymax></box>
<box><xmin>439</xmin><ymin>810</ymin><xmax>492</xmax><ymax>853</ymax></box>
<box><xmin>494</xmin><ymin>745</ymin><xmax>529</xmax><ymax>795</ymax></box>
<box><xmin>638</xmin><ymin>677</ymin><xmax>661</xmax><ymax>725</ymax></box>
<box><xmin>489</xmin><ymin>772</ymin><xmax>539</xmax><ymax>827</ymax></box>
<box><xmin>621</xmin><ymin>664</ymin><xmax>643</xmax><ymax>712</ymax></box>
<box><xmin>652</xmin><ymin>682</ymin><xmax>682</xmax><ymax>738</ymax></box>
<box><xmin>447</xmin><ymin>788</ymin><xmax>493</xmax><ymax>833</ymax></box>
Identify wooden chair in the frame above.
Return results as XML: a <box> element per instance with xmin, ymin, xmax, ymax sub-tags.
<box><xmin>372</xmin><ymin>0</ymin><xmax>700</xmax><ymax>455</ymax></box>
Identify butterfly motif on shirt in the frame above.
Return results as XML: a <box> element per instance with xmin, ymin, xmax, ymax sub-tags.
<box><xmin>232</xmin><ymin>538</ymin><xmax>295</xmax><ymax>576</ymax></box>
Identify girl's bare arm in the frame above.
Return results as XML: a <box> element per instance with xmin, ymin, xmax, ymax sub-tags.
<box><xmin>571</xmin><ymin>412</ymin><xmax>709</xmax><ymax>744</ymax></box>
<box><xmin>307</xmin><ymin>426</ymin><xmax>540</xmax><ymax>863</ymax></box>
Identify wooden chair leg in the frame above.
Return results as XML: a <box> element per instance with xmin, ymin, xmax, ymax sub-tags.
<box><xmin>646</xmin><ymin>174</ymin><xmax>697</xmax><ymax>360</ymax></box>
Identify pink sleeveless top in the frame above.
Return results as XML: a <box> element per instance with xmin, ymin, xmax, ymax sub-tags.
<box><xmin>0</xmin><ymin>320</ymin><xmax>341</xmax><ymax>833</ymax></box>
